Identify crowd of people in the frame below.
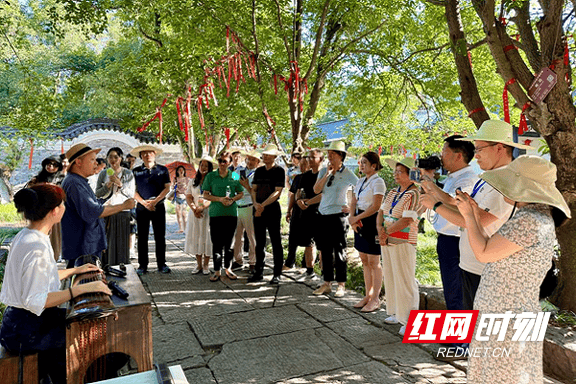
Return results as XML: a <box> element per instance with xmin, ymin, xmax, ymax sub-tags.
<box><xmin>0</xmin><ymin>119</ymin><xmax>570</xmax><ymax>384</ymax></box>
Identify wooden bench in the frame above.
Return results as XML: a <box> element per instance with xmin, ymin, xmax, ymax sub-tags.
<box><xmin>0</xmin><ymin>346</ymin><xmax>38</xmax><ymax>384</ymax></box>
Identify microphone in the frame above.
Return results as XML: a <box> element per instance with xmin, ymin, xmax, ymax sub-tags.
<box><xmin>108</xmin><ymin>281</ymin><xmax>129</xmax><ymax>299</ymax></box>
<box><xmin>103</xmin><ymin>265</ymin><xmax>127</xmax><ymax>278</ymax></box>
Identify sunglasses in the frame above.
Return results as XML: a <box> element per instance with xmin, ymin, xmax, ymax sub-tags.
<box><xmin>46</xmin><ymin>162</ymin><xmax>59</xmax><ymax>167</ymax></box>
<box><xmin>327</xmin><ymin>175</ymin><xmax>335</xmax><ymax>187</ymax></box>
<box><xmin>217</xmin><ymin>159</ymin><xmax>229</xmax><ymax>164</ymax></box>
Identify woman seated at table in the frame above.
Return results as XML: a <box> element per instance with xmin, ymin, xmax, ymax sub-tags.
<box><xmin>0</xmin><ymin>184</ymin><xmax>111</xmax><ymax>384</ymax></box>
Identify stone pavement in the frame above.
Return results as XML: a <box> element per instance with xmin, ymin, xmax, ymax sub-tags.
<box><xmin>134</xmin><ymin>216</ymin><xmax>562</xmax><ymax>384</ymax></box>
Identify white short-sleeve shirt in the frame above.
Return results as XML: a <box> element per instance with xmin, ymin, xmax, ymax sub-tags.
<box><xmin>354</xmin><ymin>174</ymin><xmax>386</xmax><ymax>211</ymax></box>
<box><xmin>459</xmin><ymin>178</ymin><xmax>514</xmax><ymax>276</ymax></box>
<box><xmin>318</xmin><ymin>166</ymin><xmax>359</xmax><ymax>215</ymax></box>
<box><xmin>0</xmin><ymin>228</ymin><xmax>60</xmax><ymax>316</ymax></box>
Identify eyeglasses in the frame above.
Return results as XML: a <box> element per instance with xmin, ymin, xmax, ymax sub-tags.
<box><xmin>474</xmin><ymin>143</ymin><xmax>497</xmax><ymax>154</ymax></box>
<box><xmin>217</xmin><ymin>159</ymin><xmax>229</xmax><ymax>164</ymax></box>
<box><xmin>393</xmin><ymin>170</ymin><xmax>407</xmax><ymax>175</ymax></box>
<box><xmin>327</xmin><ymin>175</ymin><xmax>335</xmax><ymax>187</ymax></box>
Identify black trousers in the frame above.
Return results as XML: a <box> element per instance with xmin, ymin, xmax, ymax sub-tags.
<box><xmin>254</xmin><ymin>202</ymin><xmax>284</xmax><ymax>277</ymax></box>
<box><xmin>136</xmin><ymin>202</ymin><xmax>166</xmax><ymax>271</ymax></box>
<box><xmin>317</xmin><ymin>213</ymin><xmax>349</xmax><ymax>283</ymax></box>
<box><xmin>210</xmin><ymin>216</ymin><xmax>237</xmax><ymax>271</ymax></box>
<box><xmin>461</xmin><ymin>269</ymin><xmax>482</xmax><ymax>310</ymax></box>
<box><xmin>437</xmin><ymin>234</ymin><xmax>463</xmax><ymax>311</ymax></box>
<box><xmin>0</xmin><ymin>307</ymin><xmax>66</xmax><ymax>384</ymax></box>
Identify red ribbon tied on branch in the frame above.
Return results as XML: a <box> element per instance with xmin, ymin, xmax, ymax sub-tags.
<box><xmin>28</xmin><ymin>139</ymin><xmax>34</xmax><ymax>169</ymax></box>
<box><xmin>502</xmin><ymin>78</ymin><xmax>516</xmax><ymax>123</ymax></box>
<box><xmin>138</xmin><ymin>97</ymin><xmax>169</xmax><ymax>144</ymax></box>
<box><xmin>518</xmin><ymin>102</ymin><xmax>531</xmax><ymax>135</ymax></box>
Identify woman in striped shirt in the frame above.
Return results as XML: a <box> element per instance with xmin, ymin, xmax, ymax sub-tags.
<box><xmin>377</xmin><ymin>157</ymin><xmax>420</xmax><ymax>336</ymax></box>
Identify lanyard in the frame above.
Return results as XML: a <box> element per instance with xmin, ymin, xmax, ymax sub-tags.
<box><xmin>389</xmin><ymin>184</ymin><xmax>414</xmax><ymax>215</ymax></box>
<box><xmin>470</xmin><ymin>179</ymin><xmax>486</xmax><ymax>198</ymax></box>
<box><xmin>357</xmin><ymin>177</ymin><xmax>369</xmax><ymax>197</ymax></box>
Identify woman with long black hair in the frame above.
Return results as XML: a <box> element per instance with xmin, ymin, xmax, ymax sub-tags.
<box><xmin>185</xmin><ymin>157</ymin><xmax>215</xmax><ymax>275</ymax></box>
<box><xmin>0</xmin><ymin>184</ymin><xmax>111</xmax><ymax>384</ymax></box>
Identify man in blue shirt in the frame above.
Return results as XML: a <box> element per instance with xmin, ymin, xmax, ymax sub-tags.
<box><xmin>61</xmin><ymin>143</ymin><xmax>135</xmax><ymax>268</ymax></box>
<box><xmin>131</xmin><ymin>145</ymin><xmax>172</xmax><ymax>275</ymax></box>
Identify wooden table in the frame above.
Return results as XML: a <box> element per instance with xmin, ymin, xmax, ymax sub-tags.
<box><xmin>66</xmin><ymin>265</ymin><xmax>153</xmax><ymax>384</ymax></box>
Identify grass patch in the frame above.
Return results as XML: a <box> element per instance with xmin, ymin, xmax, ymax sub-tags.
<box><xmin>0</xmin><ymin>203</ymin><xmax>22</xmax><ymax>224</ymax></box>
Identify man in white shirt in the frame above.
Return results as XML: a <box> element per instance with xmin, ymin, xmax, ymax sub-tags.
<box><xmin>421</xmin><ymin>121</ymin><xmax>531</xmax><ymax>312</ymax></box>
<box><xmin>423</xmin><ymin>135</ymin><xmax>477</xmax><ymax>312</ymax></box>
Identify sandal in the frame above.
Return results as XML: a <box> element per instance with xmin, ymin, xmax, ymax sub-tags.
<box><xmin>353</xmin><ymin>297</ymin><xmax>369</xmax><ymax>308</ymax></box>
<box><xmin>360</xmin><ymin>300</ymin><xmax>381</xmax><ymax>313</ymax></box>
<box><xmin>225</xmin><ymin>270</ymin><xmax>238</xmax><ymax>280</ymax></box>
<box><xmin>209</xmin><ymin>274</ymin><xmax>220</xmax><ymax>282</ymax></box>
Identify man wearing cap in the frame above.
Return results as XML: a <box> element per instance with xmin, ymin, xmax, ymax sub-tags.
<box><xmin>232</xmin><ymin>149</ymin><xmax>260</xmax><ymax>272</ymax></box>
<box><xmin>61</xmin><ymin>143</ymin><xmax>136</xmax><ymax>268</ymax></box>
<box><xmin>248</xmin><ymin>144</ymin><xmax>285</xmax><ymax>284</ymax></box>
<box><xmin>420</xmin><ymin>120</ymin><xmax>531</xmax><ymax>354</ymax></box>
<box><xmin>131</xmin><ymin>145</ymin><xmax>172</xmax><ymax>274</ymax></box>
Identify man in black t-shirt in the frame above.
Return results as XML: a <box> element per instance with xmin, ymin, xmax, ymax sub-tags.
<box><xmin>248</xmin><ymin>144</ymin><xmax>285</xmax><ymax>284</ymax></box>
<box><xmin>131</xmin><ymin>145</ymin><xmax>172</xmax><ymax>275</ymax></box>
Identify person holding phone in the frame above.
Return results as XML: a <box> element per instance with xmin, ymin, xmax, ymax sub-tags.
<box><xmin>312</xmin><ymin>141</ymin><xmax>358</xmax><ymax>297</ymax></box>
<box><xmin>377</xmin><ymin>157</ymin><xmax>420</xmax><ymax>336</ymax></box>
<box><xmin>348</xmin><ymin>152</ymin><xmax>386</xmax><ymax>312</ymax></box>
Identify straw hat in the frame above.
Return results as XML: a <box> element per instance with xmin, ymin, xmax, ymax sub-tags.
<box><xmin>480</xmin><ymin>155</ymin><xmax>571</xmax><ymax>219</ymax></box>
<box><xmin>191</xmin><ymin>155</ymin><xmax>217</xmax><ymax>167</ymax></box>
<box><xmin>130</xmin><ymin>144</ymin><xmax>164</xmax><ymax>157</ymax></box>
<box><xmin>321</xmin><ymin>140</ymin><xmax>347</xmax><ymax>154</ymax></box>
<box><xmin>384</xmin><ymin>157</ymin><xmax>416</xmax><ymax>171</ymax></box>
<box><xmin>66</xmin><ymin>143</ymin><xmax>101</xmax><ymax>166</ymax></box>
<box><xmin>245</xmin><ymin>149</ymin><xmax>262</xmax><ymax>160</ymax></box>
<box><xmin>457</xmin><ymin>120</ymin><xmax>532</xmax><ymax>150</ymax></box>
<box><xmin>261</xmin><ymin>144</ymin><xmax>283</xmax><ymax>156</ymax></box>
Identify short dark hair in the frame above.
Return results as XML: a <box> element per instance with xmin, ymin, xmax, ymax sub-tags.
<box><xmin>362</xmin><ymin>151</ymin><xmax>383</xmax><ymax>171</ymax></box>
<box><xmin>444</xmin><ymin>135</ymin><xmax>475</xmax><ymax>164</ymax></box>
<box><xmin>219</xmin><ymin>151</ymin><xmax>232</xmax><ymax>162</ymax></box>
<box><xmin>96</xmin><ymin>158</ymin><xmax>107</xmax><ymax>165</ymax></box>
<box><xmin>14</xmin><ymin>184</ymin><xmax>66</xmax><ymax>221</ymax></box>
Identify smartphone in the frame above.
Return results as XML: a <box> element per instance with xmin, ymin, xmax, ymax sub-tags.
<box><xmin>239</xmin><ymin>169</ymin><xmax>247</xmax><ymax>179</ymax></box>
<box><xmin>409</xmin><ymin>168</ymin><xmax>422</xmax><ymax>183</ymax></box>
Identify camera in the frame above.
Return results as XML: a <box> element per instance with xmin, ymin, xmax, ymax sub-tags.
<box><xmin>409</xmin><ymin>168</ymin><xmax>422</xmax><ymax>183</ymax></box>
<box><xmin>415</xmin><ymin>155</ymin><xmax>442</xmax><ymax>170</ymax></box>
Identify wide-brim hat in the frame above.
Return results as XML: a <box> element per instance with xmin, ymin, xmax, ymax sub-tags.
<box><xmin>457</xmin><ymin>120</ymin><xmax>532</xmax><ymax>150</ymax></box>
<box><xmin>245</xmin><ymin>149</ymin><xmax>262</xmax><ymax>160</ymax></box>
<box><xmin>130</xmin><ymin>144</ymin><xmax>163</xmax><ymax>157</ymax></box>
<box><xmin>41</xmin><ymin>155</ymin><xmax>63</xmax><ymax>172</ymax></box>
<box><xmin>385</xmin><ymin>157</ymin><xmax>416</xmax><ymax>171</ymax></box>
<box><xmin>480</xmin><ymin>155</ymin><xmax>571</xmax><ymax>219</ymax></box>
<box><xmin>321</xmin><ymin>140</ymin><xmax>347</xmax><ymax>154</ymax></box>
<box><xmin>261</xmin><ymin>144</ymin><xmax>283</xmax><ymax>156</ymax></box>
<box><xmin>191</xmin><ymin>155</ymin><xmax>217</xmax><ymax>167</ymax></box>
<box><xmin>66</xmin><ymin>143</ymin><xmax>101</xmax><ymax>166</ymax></box>
<box><xmin>228</xmin><ymin>146</ymin><xmax>247</xmax><ymax>155</ymax></box>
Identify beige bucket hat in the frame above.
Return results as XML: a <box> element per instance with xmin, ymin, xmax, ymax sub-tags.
<box><xmin>66</xmin><ymin>143</ymin><xmax>101</xmax><ymax>166</ymax></box>
<box><xmin>130</xmin><ymin>144</ymin><xmax>164</xmax><ymax>157</ymax></box>
<box><xmin>480</xmin><ymin>155</ymin><xmax>571</xmax><ymax>219</ymax></box>
<box><xmin>245</xmin><ymin>149</ymin><xmax>262</xmax><ymax>160</ymax></box>
<box><xmin>261</xmin><ymin>144</ymin><xmax>283</xmax><ymax>156</ymax></box>
<box><xmin>384</xmin><ymin>157</ymin><xmax>416</xmax><ymax>171</ymax></box>
<box><xmin>321</xmin><ymin>140</ymin><xmax>347</xmax><ymax>154</ymax></box>
<box><xmin>457</xmin><ymin>120</ymin><xmax>532</xmax><ymax>150</ymax></box>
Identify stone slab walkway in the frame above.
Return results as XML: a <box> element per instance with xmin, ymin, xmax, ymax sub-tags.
<box><xmin>134</xmin><ymin>216</ymin><xmax>562</xmax><ymax>384</ymax></box>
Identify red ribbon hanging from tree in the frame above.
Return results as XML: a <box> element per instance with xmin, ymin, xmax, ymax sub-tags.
<box><xmin>138</xmin><ymin>98</ymin><xmax>168</xmax><ymax>144</ymax></box>
<box><xmin>378</xmin><ymin>145</ymin><xmax>382</xmax><ymax>155</ymax></box>
<box><xmin>502</xmin><ymin>78</ymin><xmax>516</xmax><ymax>123</ymax></box>
<box><xmin>224</xmin><ymin>127</ymin><xmax>231</xmax><ymax>148</ymax></box>
<box><xmin>28</xmin><ymin>139</ymin><xmax>34</xmax><ymax>169</ymax></box>
<box><xmin>518</xmin><ymin>102</ymin><xmax>531</xmax><ymax>135</ymax></box>
<box><xmin>61</xmin><ymin>139</ymin><xmax>64</xmax><ymax>154</ymax></box>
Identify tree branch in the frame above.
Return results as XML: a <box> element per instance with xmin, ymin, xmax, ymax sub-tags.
<box><xmin>509</xmin><ymin>0</ymin><xmax>541</xmax><ymax>72</ymax></box>
<box><xmin>272</xmin><ymin>0</ymin><xmax>293</xmax><ymax>62</ymax></box>
<box><xmin>138</xmin><ymin>26</ymin><xmax>162</xmax><ymax>48</ymax></box>
<box><xmin>320</xmin><ymin>19</ymin><xmax>388</xmax><ymax>79</ymax></box>
<box><xmin>303</xmin><ymin>0</ymin><xmax>331</xmax><ymax>80</ymax></box>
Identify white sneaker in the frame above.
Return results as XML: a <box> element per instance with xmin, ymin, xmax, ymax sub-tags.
<box><xmin>384</xmin><ymin>315</ymin><xmax>399</xmax><ymax>324</ymax></box>
<box><xmin>399</xmin><ymin>325</ymin><xmax>406</xmax><ymax>336</ymax></box>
